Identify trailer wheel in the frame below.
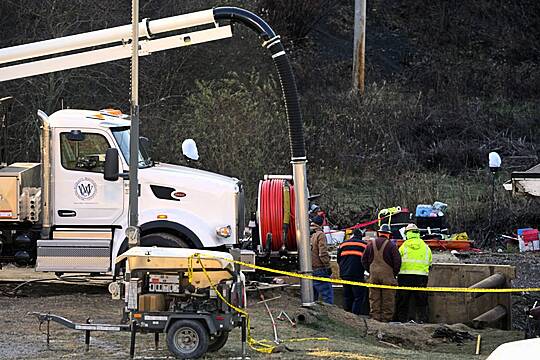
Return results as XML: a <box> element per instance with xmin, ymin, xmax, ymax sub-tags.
<box><xmin>141</xmin><ymin>232</ymin><xmax>189</xmax><ymax>248</ymax></box>
<box><xmin>208</xmin><ymin>331</ymin><xmax>229</xmax><ymax>352</ymax></box>
<box><xmin>166</xmin><ymin>320</ymin><xmax>208</xmax><ymax>359</ymax></box>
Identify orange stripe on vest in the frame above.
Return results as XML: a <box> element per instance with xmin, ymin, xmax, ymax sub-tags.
<box><xmin>340</xmin><ymin>250</ymin><xmax>365</xmax><ymax>257</ymax></box>
<box><xmin>339</xmin><ymin>241</ymin><xmax>367</xmax><ymax>248</ymax></box>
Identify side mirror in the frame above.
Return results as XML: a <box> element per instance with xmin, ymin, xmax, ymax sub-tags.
<box><xmin>104</xmin><ymin>148</ymin><xmax>119</xmax><ymax>181</ymax></box>
<box><xmin>140</xmin><ymin>136</ymin><xmax>151</xmax><ymax>153</ymax></box>
<box><xmin>182</xmin><ymin>139</ymin><xmax>199</xmax><ymax>161</ymax></box>
<box><xmin>66</xmin><ymin>130</ymin><xmax>85</xmax><ymax>141</ymax></box>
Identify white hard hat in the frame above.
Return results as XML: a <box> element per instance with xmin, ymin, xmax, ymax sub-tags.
<box><xmin>405</xmin><ymin>223</ymin><xmax>419</xmax><ymax>233</ymax></box>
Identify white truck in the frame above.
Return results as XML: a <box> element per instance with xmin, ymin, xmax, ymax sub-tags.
<box><xmin>0</xmin><ymin>6</ymin><xmax>314</xmax><ymax>307</ymax></box>
<box><xmin>0</xmin><ymin>101</ymin><xmax>244</xmax><ymax>274</ymax></box>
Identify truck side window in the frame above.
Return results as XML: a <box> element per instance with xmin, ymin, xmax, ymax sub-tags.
<box><xmin>60</xmin><ymin>132</ymin><xmax>110</xmax><ymax>173</ymax></box>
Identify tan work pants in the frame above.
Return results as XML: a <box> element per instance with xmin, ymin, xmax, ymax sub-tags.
<box><xmin>368</xmin><ymin>272</ymin><xmax>397</xmax><ymax>322</ymax></box>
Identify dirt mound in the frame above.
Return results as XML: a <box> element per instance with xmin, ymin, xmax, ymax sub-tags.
<box><xmin>295</xmin><ymin>302</ymin><xmax>481</xmax><ymax>350</ymax></box>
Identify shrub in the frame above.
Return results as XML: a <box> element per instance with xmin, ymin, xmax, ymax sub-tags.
<box><xmin>154</xmin><ymin>72</ymin><xmax>291</xmax><ymax>207</ymax></box>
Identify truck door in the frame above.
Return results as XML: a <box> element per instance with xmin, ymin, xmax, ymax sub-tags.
<box><xmin>53</xmin><ymin>128</ymin><xmax>124</xmax><ymax>225</ymax></box>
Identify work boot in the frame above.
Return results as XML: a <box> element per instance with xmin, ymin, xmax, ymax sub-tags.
<box><xmin>417</xmin><ymin>307</ymin><xmax>429</xmax><ymax>324</ymax></box>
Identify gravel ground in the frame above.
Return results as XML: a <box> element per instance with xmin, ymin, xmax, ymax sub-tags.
<box><xmin>1</xmin><ymin>250</ymin><xmax>537</xmax><ymax>359</ymax></box>
<box><xmin>0</xmin><ymin>281</ymin><xmax>525</xmax><ymax>360</ymax></box>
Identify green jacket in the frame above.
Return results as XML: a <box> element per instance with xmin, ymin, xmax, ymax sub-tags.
<box><xmin>399</xmin><ymin>233</ymin><xmax>432</xmax><ymax>276</ymax></box>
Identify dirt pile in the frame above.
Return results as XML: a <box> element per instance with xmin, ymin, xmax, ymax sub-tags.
<box><xmin>299</xmin><ymin>302</ymin><xmax>481</xmax><ymax>350</ymax></box>
<box><xmin>0</xmin><ymin>281</ymin><xmax>527</xmax><ymax>359</ymax></box>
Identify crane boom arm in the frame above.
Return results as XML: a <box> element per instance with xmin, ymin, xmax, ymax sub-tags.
<box><xmin>0</xmin><ymin>27</ymin><xmax>231</xmax><ymax>82</ymax></box>
<box><xmin>0</xmin><ymin>9</ymin><xmax>214</xmax><ymax>65</ymax></box>
<box><xmin>0</xmin><ymin>9</ymin><xmax>228</xmax><ymax>82</ymax></box>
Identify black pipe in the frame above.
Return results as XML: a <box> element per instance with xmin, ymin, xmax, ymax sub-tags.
<box><xmin>213</xmin><ymin>7</ymin><xmax>276</xmax><ymax>41</ymax></box>
<box><xmin>213</xmin><ymin>7</ymin><xmax>306</xmax><ymax>160</ymax></box>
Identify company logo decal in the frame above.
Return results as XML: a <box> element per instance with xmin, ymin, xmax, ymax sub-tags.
<box><xmin>74</xmin><ymin>177</ymin><xmax>97</xmax><ymax>201</ymax></box>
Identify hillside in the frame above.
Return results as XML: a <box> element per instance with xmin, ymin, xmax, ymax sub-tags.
<box><xmin>0</xmin><ymin>0</ymin><xmax>538</xmax><ymax>241</ymax></box>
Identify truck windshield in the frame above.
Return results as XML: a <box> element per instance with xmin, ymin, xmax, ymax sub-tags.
<box><xmin>111</xmin><ymin>127</ymin><xmax>152</xmax><ymax>168</ymax></box>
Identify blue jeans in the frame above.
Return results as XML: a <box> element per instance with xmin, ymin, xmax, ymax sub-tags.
<box><xmin>313</xmin><ymin>268</ymin><xmax>334</xmax><ymax>304</ymax></box>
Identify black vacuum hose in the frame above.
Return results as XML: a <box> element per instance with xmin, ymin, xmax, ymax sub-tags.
<box><xmin>213</xmin><ymin>7</ymin><xmax>306</xmax><ymax>160</ymax></box>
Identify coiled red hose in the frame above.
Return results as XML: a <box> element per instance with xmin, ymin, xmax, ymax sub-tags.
<box><xmin>259</xmin><ymin>179</ymin><xmax>297</xmax><ymax>251</ymax></box>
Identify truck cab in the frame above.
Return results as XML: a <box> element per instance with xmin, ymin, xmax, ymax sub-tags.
<box><xmin>1</xmin><ymin>107</ymin><xmax>245</xmax><ymax>274</ymax></box>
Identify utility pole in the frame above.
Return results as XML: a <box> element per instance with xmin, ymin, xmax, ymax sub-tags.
<box><xmin>352</xmin><ymin>0</ymin><xmax>366</xmax><ymax>95</ymax></box>
<box><xmin>128</xmin><ymin>0</ymin><xmax>140</xmax><ymax>247</ymax></box>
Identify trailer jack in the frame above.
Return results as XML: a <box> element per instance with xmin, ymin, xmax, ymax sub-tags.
<box><xmin>30</xmin><ymin>312</ymin><xmax>150</xmax><ymax>359</ymax></box>
<box><xmin>29</xmin><ymin>309</ymin><xmax>249</xmax><ymax>359</ymax></box>
<box><xmin>29</xmin><ymin>312</ymin><xmax>132</xmax><ymax>354</ymax></box>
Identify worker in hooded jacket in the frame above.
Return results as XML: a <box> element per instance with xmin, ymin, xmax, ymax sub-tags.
<box><xmin>362</xmin><ymin>224</ymin><xmax>401</xmax><ymax>322</ymax></box>
<box><xmin>310</xmin><ymin>215</ymin><xmax>334</xmax><ymax>304</ymax></box>
<box><xmin>395</xmin><ymin>223</ymin><xmax>432</xmax><ymax>323</ymax></box>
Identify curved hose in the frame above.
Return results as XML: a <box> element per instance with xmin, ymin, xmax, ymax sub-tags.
<box><xmin>213</xmin><ymin>6</ymin><xmax>306</xmax><ymax>160</ymax></box>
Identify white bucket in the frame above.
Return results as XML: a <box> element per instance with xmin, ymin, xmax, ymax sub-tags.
<box><xmin>330</xmin><ymin>230</ymin><xmax>345</xmax><ymax>244</ymax></box>
<box><xmin>533</xmin><ymin>240</ymin><xmax>540</xmax><ymax>251</ymax></box>
<box><xmin>518</xmin><ymin>237</ymin><xmax>526</xmax><ymax>252</ymax></box>
<box><xmin>323</xmin><ymin>225</ymin><xmax>333</xmax><ymax>244</ymax></box>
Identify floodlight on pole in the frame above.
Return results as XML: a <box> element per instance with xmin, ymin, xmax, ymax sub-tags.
<box><xmin>487</xmin><ymin>151</ymin><xmax>502</xmax><ymax>248</ymax></box>
<box><xmin>489</xmin><ymin>152</ymin><xmax>502</xmax><ymax>173</ymax></box>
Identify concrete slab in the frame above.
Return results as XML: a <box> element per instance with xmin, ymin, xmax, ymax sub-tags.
<box><xmin>428</xmin><ymin>263</ymin><xmax>515</xmax><ymax>329</ymax></box>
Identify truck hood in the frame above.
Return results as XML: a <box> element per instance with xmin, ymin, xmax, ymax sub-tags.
<box><xmin>140</xmin><ymin>163</ymin><xmax>239</xmax><ymax>188</ymax></box>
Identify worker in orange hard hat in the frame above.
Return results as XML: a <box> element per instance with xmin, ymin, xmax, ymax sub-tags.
<box><xmin>362</xmin><ymin>224</ymin><xmax>401</xmax><ymax>322</ymax></box>
<box><xmin>395</xmin><ymin>223</ymin><xmax>432</xmax><ymax>323</ymax></box>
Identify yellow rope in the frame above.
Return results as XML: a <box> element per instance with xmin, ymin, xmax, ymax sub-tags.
<box><xmin>199</xmin><ymin>254</ymin><xmax>540</xmax><ymax>294</ymax></box>
<box><xmin>188</xmin><ymin>253</ymin><xmax>329</xmax><ymax>354</ymax></box>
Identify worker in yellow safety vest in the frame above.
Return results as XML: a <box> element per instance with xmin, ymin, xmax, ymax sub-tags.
<box><xmin>395</xmin><ymin>223</ymin><xmax>432</xmax><ymax>323</ymax></box>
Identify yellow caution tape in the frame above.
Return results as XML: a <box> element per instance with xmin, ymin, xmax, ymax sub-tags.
<box><xmin>188</xmin><ymin>252</ymin><xmax>539</xmax><ymax>353</ymax></box>
<box><xmin>189</xmin><ymin>253</ymin><xmax>329</xmax><ymax>354</ymax></box>
<box><xmin>199</xmin><ymin>254</ymin><xmax>540</xmax><ymax>294</ymax></box>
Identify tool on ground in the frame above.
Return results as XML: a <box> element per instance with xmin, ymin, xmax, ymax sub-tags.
<box><xmin>256</xmin><ymin>295</ymin><xmax>282</xmax><ymax>305</ymax></box>
<box><xmin>258</xmin><ymin>289</ymin><xmax>281</xmax><ymax>344</ymax></box>
<box><xmin>475</xmin><ymin>335</ymin><xmax>482</xmax><ymax>355</ymax></box>
<box><xmin>432</xmin><ymin>325</ymin><xmax>475</xmax><ymax>344</ymax></box>
<box><xmin>277</xmin><ymin>311</ymin><xmax>296</xmax><ymax>327</ymax></box>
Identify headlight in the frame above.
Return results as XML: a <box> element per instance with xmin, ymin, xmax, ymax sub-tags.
<box><xmin>216</xmin><ymin>225</ymin><xmax>232</xmax><ymax>238</ymax></box>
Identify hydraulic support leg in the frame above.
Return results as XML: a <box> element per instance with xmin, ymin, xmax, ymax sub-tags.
<box><xmin>129</xmin><ymin>321</ymin><xmax>137</xmax><ymax>359</ymax></box>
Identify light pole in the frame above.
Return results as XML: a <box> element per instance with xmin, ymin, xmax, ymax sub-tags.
<box><xmin>487</xmin><ymin>152</ymin><xmax>502</xmax><ymax>248</ymax></box>
<box><xmin>127</xmin><ymin>0</ymin><xmax>140</xmax><ymax>248</ymax></box>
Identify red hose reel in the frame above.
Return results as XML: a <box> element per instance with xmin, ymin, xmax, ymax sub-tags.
<box><xmin>258</xmin><ymin>179</ymin><xmax>297</xmax><ymax>251</ymax></box>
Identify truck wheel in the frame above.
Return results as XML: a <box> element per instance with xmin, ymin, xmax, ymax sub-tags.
<box><xmin>167</xmin><ymin>320</ymin><xmax>209</xmax><ymax>359</ymax></box>
<box><xmin>141</xmin><ymin>232</ymin><xmax>189</xmax><ymax>248</ymax></box>
<box><xmin>208</xmin><ymin>331</ymin><xmax>229</xmax><ymax>352</ymax></box>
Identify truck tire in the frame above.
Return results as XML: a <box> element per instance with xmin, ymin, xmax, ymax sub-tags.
<box><xmin>166</xmin><ymin>319</ymin><xmax>209</xmax><ymax>359</ymax></box>
<box><xmin>141</xmin><ymin>232</ymin><xmax>189</xmax><ymax>248</ymax></box>
<box><xmin>208</xmin><ymin>331</ymin><xmax>229</xmax><ymax>352</ymax></box>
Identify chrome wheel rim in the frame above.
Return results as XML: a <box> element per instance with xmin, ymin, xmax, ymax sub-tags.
<box><xmin>173</xmin><ymin>327</ymin><xmax>199</xmax><ymax>353</ymax></box>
